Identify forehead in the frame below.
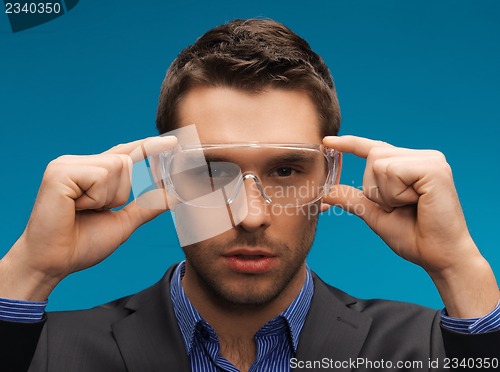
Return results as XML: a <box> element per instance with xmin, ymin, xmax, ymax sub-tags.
<box><xmin>176</xmin><ymin>86</ymin><xmax>322</xmax><ymax>144</ymax></box>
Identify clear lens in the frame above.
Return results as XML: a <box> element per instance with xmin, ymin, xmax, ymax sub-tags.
<box><xmin>163</xmin><ymin>144</ymin><xmax>336</xmax><ymax>208</ymax></box>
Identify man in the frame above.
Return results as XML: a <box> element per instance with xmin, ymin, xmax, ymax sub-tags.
<box><xmin>0</xmin><ymin>19</ymin><xmax>499</xmax><ymax>372</ymax></box>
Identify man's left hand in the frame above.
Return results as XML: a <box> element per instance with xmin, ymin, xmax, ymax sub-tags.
<box><xmin>322</xmin><ymin>135</ymin><xmax>499</xmax><ymax>318</ymax></box>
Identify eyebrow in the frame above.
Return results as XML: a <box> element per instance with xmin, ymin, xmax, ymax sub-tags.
<box><xmin>204</xmin><ymin>151</ymin><xmax>317</xmax><ymax>165</ymax></box>
<box><xmin>266</xmin><ymin>153</ymin><xmax>317</xmax><ymax>165</ymax></box>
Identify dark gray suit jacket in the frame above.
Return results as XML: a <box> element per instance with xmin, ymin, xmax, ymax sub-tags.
<box><xmin>2</xmin><ymin>264</ymin><xmax>499</xmax><ymax>371</ymax></box>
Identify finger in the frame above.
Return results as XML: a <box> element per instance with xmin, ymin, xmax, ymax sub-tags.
<box><xmin>320</xmin><ymin>203</ymin><xmax>331</xmax><ymax>213</ymax></box>
<box><xmin>99</xmin><ymin>156</ymin><xmax>127</xmax><ymax>208</ymax></box>
<box><xmin>372</xmin><ymin>157</ymin><xmax>420</xmax><ymax>209</ymax></box>
<box><xmin>107</xmin><ymin>157</ymin><xmax>167</xmax><ymax>210</ymax></box>
<box><xmin>51</xmin><ymin>155</ymin><xmax>130</xmax><ymax>209</ymax></box>
<box><xmin>323</xmin><ymin>184</ymin><xmax>420</xmax><ymax>254</ymax></box>
<box><xmin>114</xmin><ymin>189</ymin><xmax>170</xmax><ymax>238</ymax></box>
<box><xmin>113</xmin><ymin>137</ymin><xmax>177</xmax><ymax>204</ymax></box>
<box><xmin>67</xmin><ymin>166</ymin><xmax>114</xmax><ymax>210</ymax></box>
<box><xmin>135</xmin><ymin>188</ymin><xmax>170</xmax><ymax>210</ymax></box>
<box><xmin>362</xmin><ymin>155</ymin><xmax>386</xmax><ymax>208</ymax></box>
<box><xmin>385</xmin><ymin>156</ymin><xmax>453</xmax><ymax>197</ymax></box>
<box><xmin>79</xmin><ymin>189</ymin><xmax>170</xmax><ymax>257</ymax></box>
<box><xmin>103</xmin><ymin>136</ymin><xmax>177</xmax><ymax>163</ymax></box>
<box><xmin>107</xmin><ymin>163</ymin><xmax>133</xmax><ymax>209</ymax></box>
<box><xmin>323</xmin><ymin>135</ymin><xmax>393</xmax><ymax>159</ymax></box>
<box><xmin>360</xmin><ymin>149</ymin><xmax>395</xmax><ymax>211</ymax></box>
<box><xmin>56</xmin><ymin>136</ymin><xmax>177</xmax><ymax>208</ymax></box>
<box><xmin>322</xmin><ymin>184</ymin><xmax>385</xmax><ymax>227</ymax></box>
<box><xmin>51</xmin><ymin>153</ymin><xmax>130</xmax><ymax>168</ymax></box>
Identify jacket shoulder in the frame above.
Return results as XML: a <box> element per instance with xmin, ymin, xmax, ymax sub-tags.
<box><xmin>317</xmin><ymin>273</ymin><xmax>440</xmax><ymax>319</ymax></box>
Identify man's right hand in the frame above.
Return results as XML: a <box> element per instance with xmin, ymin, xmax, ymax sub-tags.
<box><xmin>0</xmin><ymin>136</ymin><xmax>177</xmax><ymax>302</ymax></box>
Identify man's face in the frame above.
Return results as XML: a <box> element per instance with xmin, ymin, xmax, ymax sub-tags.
<box><xmin>176</xmin><ymin>86</ymin><xmax>324</xmax><ymax>308</ymax></box>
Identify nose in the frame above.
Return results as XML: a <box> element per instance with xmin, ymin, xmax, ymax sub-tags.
<box><xmin>236</xmin><ymin>176</ymin><xmax>272</xmax><ymax>233</ymax></box>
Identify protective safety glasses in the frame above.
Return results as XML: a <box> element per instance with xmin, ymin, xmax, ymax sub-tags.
<box><xmin>160</xmin><ymin>143</ymin><xmax>340</xmax><ymax>209</ymax></box>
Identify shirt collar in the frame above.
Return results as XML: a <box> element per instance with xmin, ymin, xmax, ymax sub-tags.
<box><xmin>170</xmin><ymin>261</ymin><xmax>203</xmax><ymax>354</ymax></box>
<box><xmin>280</xmin><ymin>267</ymin><xmax>314</xmax><ymax>351</ymax></box>
<box><xmin>170</xmin><ymin>260</ymin><xmax>314</xmax><ymax>354</ymax></box>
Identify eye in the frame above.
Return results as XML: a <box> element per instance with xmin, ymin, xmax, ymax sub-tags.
<box><xmin>271</xmin><ymin>167</ymin><xmax>297</xmax><ymax>177</ymax></box>
<box><xmin>210</xmin><ymin>167</ymin><xmax>231</xmax><ymax>178</ymax></box>
<box><xmin>208</xmin><ymin>162</ymin><xmax>238</xmax><ymax>179</ymax></box>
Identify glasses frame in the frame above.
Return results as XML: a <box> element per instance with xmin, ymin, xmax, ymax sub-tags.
<box><xmin>159</xmin><ymin>143</ymin><xmax>340</xmax><ymax>208</ymax></box>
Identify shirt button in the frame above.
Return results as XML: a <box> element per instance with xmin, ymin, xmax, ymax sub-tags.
<box><xmin>200</xmin><ymin>327</ymin><xmax>210</xmax><ymax>340</ymax></box>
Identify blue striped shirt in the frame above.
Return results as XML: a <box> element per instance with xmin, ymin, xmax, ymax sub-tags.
<box><xmin>441</xmin><ymin>300</ymin><xmax>500</xmax><ymax>334</ymax></box>
<box><xmin>170</xmin><ymin>261</ymin><xmax>314</xmax><ymax>372</ymax></box>
<box><xmin>0</xmin><ymin>298</ymin><xmax>47</xmax><ymax>323</ymax></box>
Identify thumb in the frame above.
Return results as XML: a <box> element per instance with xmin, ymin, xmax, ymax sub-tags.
<box><xmin>323</xmin><ymin>185</ymin><xmax>384</xmax><ymax>228</ymax></box>
<box><xmin>114</xmin><ymin>189</ymin><xmax>169</xmax><ymax>241</ymax></box>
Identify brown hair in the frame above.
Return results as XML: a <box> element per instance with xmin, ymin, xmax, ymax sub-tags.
<box><xmin>156</xmin><ymin>18</ymin><xmax>341</xmax><ymax>137</ymax></box>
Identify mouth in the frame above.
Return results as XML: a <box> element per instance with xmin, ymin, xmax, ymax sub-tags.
<box><xmin>222</xmin><ymin>248</ymin><xmax>278</xmax><ymax>273</ymax></box>
<box><xmin>223</xmin><ymin>248</ymin><xmax>275</xmax><ymax>258</ymax></box>
<box><xmin>233</xmin><ymin>254</ymin><xmax>267</xmax><ymax>260</ymax></box>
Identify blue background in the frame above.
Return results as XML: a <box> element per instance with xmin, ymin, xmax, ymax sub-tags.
<box><xmin>1</xmin><ymin>0</ymin><xmax>499</xmax><ymax>311</ymax></box>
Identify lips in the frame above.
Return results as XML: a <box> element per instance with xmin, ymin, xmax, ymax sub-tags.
<box><xmin>222</xmin><ymin>248</ymin><xmax>277</xmax><ymax>273</ymax></box>
<box><xmin>223</xmin><ymin>248</ymin><xmax>275</xmax><ymax>258</ymax></box>
<box><xmin>234</xmin><ymin>254</ymin><xmax>267</xmax><ymax>259</ymax></box>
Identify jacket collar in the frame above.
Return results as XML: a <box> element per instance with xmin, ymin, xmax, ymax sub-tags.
<box><xmin>294</xmin><ymin>273</ymin><xmax>373</xmax><ymax>370</ymax></box>
<box><xmin>111</xmin><ymin>264</ymin><xmax>191</xmax><ymax>372</ymax></box>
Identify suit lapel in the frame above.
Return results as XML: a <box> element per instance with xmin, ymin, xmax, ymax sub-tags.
<box><xmin>111</xmin><ymin>265</ymin><xmax>191</xmax><ymax>372</ymax></box>
<box><xmin>295</xmin><ymin>274</ymin><xmax>372</xmax><ymax>371</ymax></box>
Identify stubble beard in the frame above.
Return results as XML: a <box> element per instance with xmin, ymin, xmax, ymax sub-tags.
<box><xmin>182</xmin><ymin>212</ymin><xmax>319</xmax><ymax>310</ymax></box>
